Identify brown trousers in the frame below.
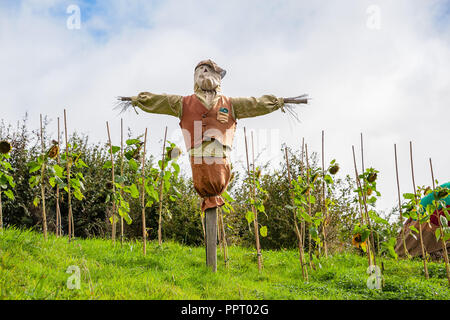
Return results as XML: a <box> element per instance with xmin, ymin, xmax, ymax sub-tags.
<box><xmin>190</xmin><ymin>156</ymin><xmax>231</xmax><ymax>211</ymax></box>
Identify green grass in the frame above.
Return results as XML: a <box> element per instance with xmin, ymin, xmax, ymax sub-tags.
<box><xmin>0</xmin><ymin>227</ymin><xmax>449</xmax><ymax>300</ymax></box>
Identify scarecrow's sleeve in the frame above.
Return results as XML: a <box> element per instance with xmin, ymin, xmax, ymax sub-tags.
<box><xmin>131</xmin><ymin>92</ymin><xmax>183</xmax><ymax>118</ymax></box>
<box><xmin>230</xmin><ymin>95</ymin><xmax>285</xmax><ymax>119</ymax></box>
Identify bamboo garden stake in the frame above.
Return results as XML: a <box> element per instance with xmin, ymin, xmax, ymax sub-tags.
<box><xmin>219</xmin><ymin>208</ymin><xmax>229</xmax><ymax>268</ymax></box>
<box><xmin>301</xmin><ymin>138</ymin><xmax>306</xmax><ymax>247</ymax></box>
<box><xmin>428</xmin><ymin>158</ymin><xmax>449</xmax><ymax>286</ymax></box>
<box><xmin>64</xmin><ymin>109</ymin><xmax>73</xmax><ymax>242</ymax></box>
<box><xmin>106</xmin><ymin>121</ymin><xmax>116</xmax><ymax>243</ymax></box>
<box><xmin>120</xmin><ymin>118</ymin><xmax>124</xmax><ymax>244</ymax></box>
<box><xmin>360</xmin><ymin>133</ymin><xmax>377</xmax><ymax>259</ymax></box>
<box><xmin>352</xmin><ymin>146</ymin><xmax>375</xmax><ymax>267</ymax></box>
<box><xmin>141</xmin><ymin>128</ymin><xmax>148</xmax><ymax>255</ymax></box>
<box><xmin>55</xmin><ymin>117</ymin><xmax>62</xmax><ymax>237</ymax></box>
<box><xmin>321</xmin><ymin>130</ymin><xmax>328</xmax><ymax>258</ymax></box>
<box><xmin>157</xmin><ymin>126</ymin><xmax>168</xmax><ymax>245</ymax></box>
<box><xmin>394</xmin><ymin>144</ymin><xmax>409</xmax><ymax>257</ymax></box>
<box><xmin>305</xmin><ymin>144</ymin><xmax>313</xmax><ymax>268</ymax></box>
<box><xmin>244</xmin><ymin>127</ymin><xmax>262</xmax><ymax>271</ymax></box>
<box><xmin>285</xmin><ymin>147</ymin><xmax>308</xmax><ymax>281</ymax></box>
<box><xmin>409</xmin><ymin>141</ymin><xmax>429</xmax><ymax>279</ymax></box>
<box><xmin>39</xmin><ymin>115</ymin><xmax>48</xmax><ymax>241</ymax></box>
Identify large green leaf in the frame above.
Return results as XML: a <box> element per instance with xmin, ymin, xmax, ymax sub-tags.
<box><xmin>245</xmin><ymin>210</ymin><xmax>255</xmax><ymax>224</ymax></box>
<box><xmin>260</xmin><ymin>226</ymin><xmax>268</xmax><ymax>237</ymax></box>
<box><xmin>128</xmin><ymin>158</ymin><xmax>138</xmax><ymax>172</ymax></box>
<box><xmin>3</xmin><ymin>189</ymin><xmax>14</xmax><ymax>200</ymax></box>
<box><xmin>102</xmin><ymin>160</ymin><xmax>112</xmax><ymax>169</ymax></box>
<box><xmin>28</xmin><ymin>161</ymin><xmax>41</xmax><ymax>174</ymax></box>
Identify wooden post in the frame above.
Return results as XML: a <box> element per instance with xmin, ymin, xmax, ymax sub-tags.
<box><xmin>205</xmin><ymin>207</ymin><xmax>218</xmax><ymax>272</ymax></box>
<box><xmin>56</xmin><ymin>117</ymin><xmax>62</xmax><ymax>237</ymax></box>
<box><xmin>157</xmin><ymin>126</ymin><xmax>168</xmax><ymax>246</ymax></box>
<box><xmin>0</xmin><ymin>195</ymin><xmax>3</xmax><ymax>232</ymax></box>
<box><xmin>120</xmin><ymin>118</ymin><xmax>124</xmax><ymax>245</ymax></box>
<box><xmin>305</xmin><ymin>144</ymin><xmax>313</xmax><ymax>268</ymax></box>
<box><xmin>40</xmin><ymin>114</ymin><xmax>48</xmax><ymax>241</ymax></box>
<box><xmin>301</xmin><ymin>138</ymin><xmax>306</xmax><ymax>248</ymax></box>
<box><xmin>219</xmin><ymin>208</ymin><xmax>229</xmax><ymax>268</ymax></box>
<box><xmin>106</xmin><ymin>121</ymin><xmax>116</xmax><ymax>243</ymax></box>
<box><xmin>360</xmin><ymin>133</ymin><xmax>377</xmax><ymax>258</ymax></box>
<box><xmin>285</xmin><ymin>147</ymin><xmax>308</xmax><ymax>281</ymax></box>
<box><xmin>321</xmin><ymin>130</ymin><xmax>328</xmax><ymax>258</ymax></box>
<box><xmin>244</xmin><ymin>127</ymin><xmax>263</xmax><ymax>271</ymax></box>
<box><xmin>64</xmin><ymin>109</ymin><xmax>73</xmax><ymax>242</ymax></box>
<box><xmin>409</xmin><ymin>141</ymin><xmax>429</xmax><ymax>279</ymax></box>
<box><xmin>352</xmin><ymin>146</ymin><xmax>374</xmax><ymax>267</ymax></box>
<box><xmin>394</xmin><ymin>144</ymin><xmax>409</xmax><ymax>257</ymax></box>
<box><xmin>141</xmin><ymin>128</ymin><xmax>148</xmax><ymax>255</ymax></box>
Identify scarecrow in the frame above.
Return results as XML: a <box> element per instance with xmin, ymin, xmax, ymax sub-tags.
<box><xmin>395</xmin><ymin>182</ymin><xmax>450</xmax><ymax>259</ymax></box>
<box><xmin>117</xmin><ymin>59</ymin><xmax>308</xmax><ymax>270</ymax></box>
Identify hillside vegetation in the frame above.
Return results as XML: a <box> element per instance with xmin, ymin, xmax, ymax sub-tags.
<box><xmin>0</xmin><ymin>228</ymin><xmax>449</xmax><ymax>300</ymax></box>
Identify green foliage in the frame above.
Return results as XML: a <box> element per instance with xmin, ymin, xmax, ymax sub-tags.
<box><xmin>243</xmin><ymin>166</ymin><xmax>268</xmax><ymax>238</ymax></box>
<box><xmin>1</xmin><ymin>227</ymin><xmax>449</xmax><ymax>300</ymax></box>
<box><xmin>0</xmin><ymin>148</ymin><xmax>15</xmax><ymax>201</ymax></box>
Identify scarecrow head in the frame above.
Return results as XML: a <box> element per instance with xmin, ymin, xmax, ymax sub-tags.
<box><xmin>194</xmin><ymin>59</ymin><xmax>226</xmax><ymax>91</ymax></box>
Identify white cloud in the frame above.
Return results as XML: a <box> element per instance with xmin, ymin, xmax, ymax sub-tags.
<box><xmin>0</xmin><ymin>0</ymin><xmax>449</xmax><ymax>214</ymax></box>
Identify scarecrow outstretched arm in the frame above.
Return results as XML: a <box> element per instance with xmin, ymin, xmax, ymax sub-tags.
<box><xmin>231</xmin><ymin>94</ymin><xmax>308</xmax><ymax>119</ymax></box>
<box><xmin>128</xmin><ymin>92</ymin><xmax>183</xmax><ymax>118</ymax></box>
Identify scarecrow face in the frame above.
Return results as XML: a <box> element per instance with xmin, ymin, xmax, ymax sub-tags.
<box><xmin>194</xmin><ymin>64</ymin><xmax>221</xmax><ymax>91</ymax></box>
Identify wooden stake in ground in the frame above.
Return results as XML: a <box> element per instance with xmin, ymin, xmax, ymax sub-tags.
<box><xmin>301</xmin><ymin>138</ymin><xmax>306</xmax><ymax>248</ymax></box>
<box><xmin>56</xmin><ymin>117</ymin><xmax>62</xmax><ymax>237</ymax></box>
<box><xmin>251</xmin><ymin>131</ymin><xmax>263</xmax><ymax>270</ymax></box>
<box><xmin>305</xmin><ymin>144</ymin><xmax>314</xmax><ymax>268</ymax></box>
<box><xmin>394</xmin><ymin>144</ymin><xmax>409</xmax><ymax>257</ymax></box>
<box><xmin>352</xmin><ymin>146</ymin><xmax>375</xmax><ymax>267</ymax></box>
<box><xmin>285</xmin><ymin>147</ymin><xmax>308</xmax><ymax>281</ymax></box>
<box><xmin>429</xmin><ymin>158</ymin><xmax>449</xmax><ymax>285</ymax></box>
<box><xmin>409</xmin><ymin>141</ymin><xmax>429</xmax><ymax>279</ymax></box>
<box><xmin>199</xmin><ymin>198</ymin><xmax>206</xmax><ymax>244</ymax></box>
<box><xmin>39</xmin><ymin>114</ymin><xmax>48</xmax><ymax>241</ymax></box>
<box><xmin>0</xmin><ymin>193</ymin><xmax>2</xmax><ymax>233</ymax></box>
<box><xmin>157</xmin><ymin>126</ymin><xmax>168</xmax><ymax>246</ymax></box>
<box><xmin>205</xmin><ymin>207</ymin><xmax>218</xmax><ymax>272</ymax></box>
<box><xmin>120</xmin><ymin>118</ymin><xmax>124</xmax><ymax>245</ymax></box>
<box><xmin>360</xmin><ymin>133</ymin><xmax>377</xmax><ymax>258</ymax></box>
<box><xmin>321</xmin><ymin>130</ymin><xmax>328</xmax><ymax>258</ymax></box>
<box><xmin>64</xmin><ymin>109</ymin><xmax>73</xmax><ymax>242</ymax></box>
<box><xmin>141</xmin><ymin>128</ymin><xmax>148</xmax><ymax>255</ymax></box>
<box><xmin>218</xmin><ymin>208</ymin><xmax>229</xmax><ymax>267</ymax></box>
<box><xmin>244</xmin><ymin>127</ymin><xmax>262</xmax><ymax>271</ymax></box>
<box><xmin>106</xmin><ymin>121</ymin><xmax>117</xmax><ymax>243</ymax></box>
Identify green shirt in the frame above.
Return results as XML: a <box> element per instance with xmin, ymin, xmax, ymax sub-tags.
<box><xmin>131</xmin><ymin>92</ymin><xmax>285</xmax><ymax>158</ymax></box>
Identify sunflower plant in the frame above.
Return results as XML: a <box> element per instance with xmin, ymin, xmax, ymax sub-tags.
<box><xmin>0</xmin><ymin>141</ymin><xmax>15</xmax><ymax>201</ymax></box>
<box><xmin>244</xmin><ymin>166</ymin><xmax>269</xmax><ymax>238</ymax></box>
<box><xmin>291</xmin><ymin>167</ymin><xmax>323</xmax><ymax>247</ymax></box>
<box><xmin>424</xmin><ymin>184</ymin><xmax>450</xmax><ymax>242</ymax></box>
<box><xmin>43</xmin><ymin>140</ymin><xmax>89</xmax><ymax>231</ymax></box>
<box><xmin>102</xmin><ymin>137</ymin><xmax>143</xmax><ymax>227</ymax></box>
<box><xmin>0</xmin><ymin>140</ymin><xmax>15</xmax><ymax>230</ymax></box>
<box><xmin>402</xmin><ymin>185</ymin><xmax>431</xmax><ymax>240</ymax></box>
<box><xmin>27</xmin><ymin>140</ymin><xmax>66</xmax><ymax>206</ymax></box>
<box><xmin>322</xmin><ymin>159</ymin><xmax>339</xmax><ymax>225</ymax></box>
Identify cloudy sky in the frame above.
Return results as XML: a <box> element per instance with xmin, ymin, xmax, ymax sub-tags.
<box><xmin>1</xmin><ymin>0</ymin><xmax>449</xmax><ymax>214</ymax></box>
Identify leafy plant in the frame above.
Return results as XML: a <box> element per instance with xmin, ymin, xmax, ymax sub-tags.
<box><xmin>102</xmin><ymin>138</ymin><xmax>142</xmax><ymax>230</ymax></box>
<box><xmin>244</xmin><ymin>166</ymin><xmax>268</xmax><ymax>238</ymax></box>
<box><xmin>0</xmin><ymin>140</ymin><xmax>15</xmax><ymax>230</ymax></box>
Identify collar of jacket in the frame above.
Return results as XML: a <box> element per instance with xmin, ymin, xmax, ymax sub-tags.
<box><xmin>193</xmin><ymin>82</ymin><xmax>222</xmax><ymax>110</ymax></box>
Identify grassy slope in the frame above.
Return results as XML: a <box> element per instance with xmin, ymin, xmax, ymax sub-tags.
<box><xmin>0</xmin><ymin>227</ymin><xmax>449</xmax><ymax>300</ymax></box>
